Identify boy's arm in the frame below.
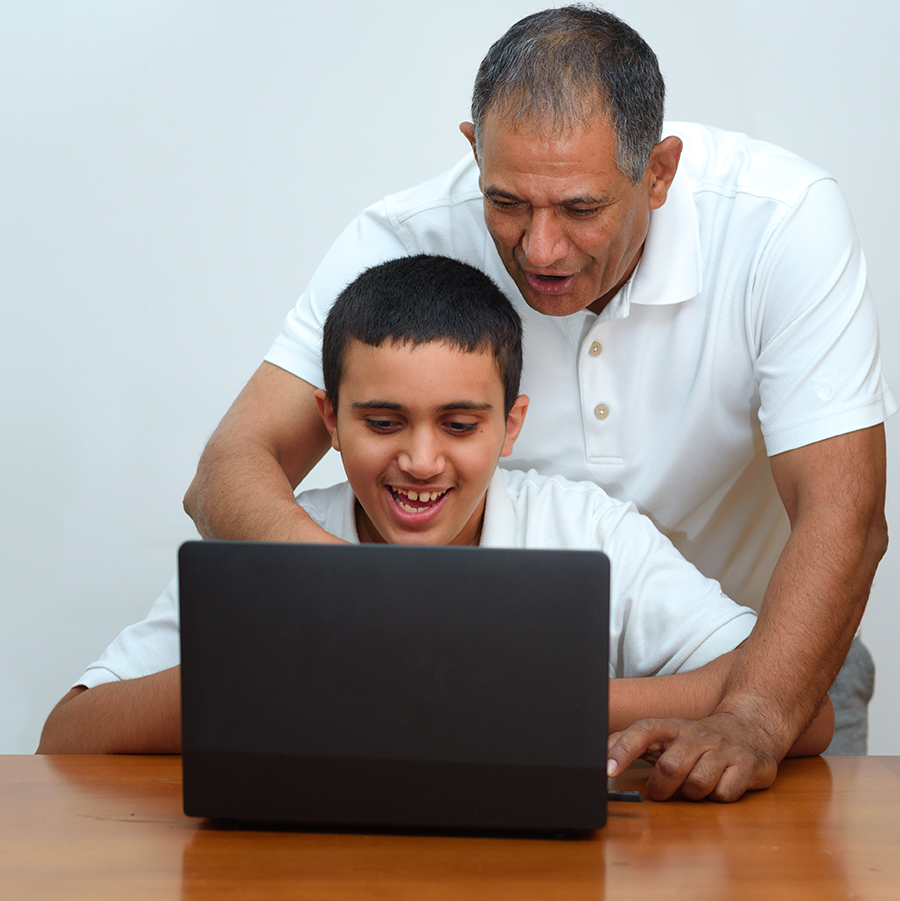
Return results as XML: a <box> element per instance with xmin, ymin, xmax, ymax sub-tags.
<box><xmin>609</xmin><ymin>648</ymin><xmax>739</xmax><ymax>730</ymax></box>
<box><xmin>607</xmin><ymin>648</ymin><xmax>835</xmax><ymax>801</ymax></box>
<box><xmin>36</xmin><ymin>666</ymin><xmax>182</xmax><ymax>754</ymax></box>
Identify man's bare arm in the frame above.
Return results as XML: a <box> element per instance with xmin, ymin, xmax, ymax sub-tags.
<box><xmin>608</xmin><ymin>425</ymin><xmax>886</xmax><ymax>802</ymax></box>
<box><xmin>36</xmin><ymin>667</ymin><xmax>182</xmax><ymax>754</ymax></box>
<box><xmin>718</xmin><ymin>426</ymin><xmax>886</xmax><ymax>737</ymax></box>
<box><xmin>184</xmin><ymin>362</ymin><xmax>342</xmax><ymax>543</ymax></box>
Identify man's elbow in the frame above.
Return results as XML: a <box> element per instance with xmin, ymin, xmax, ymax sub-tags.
<box><xmin>866</xmin><ymin>511</ymin><xmax>889</xmax><ymax>570</ymax></box>
<box><xmin>183</xmin><ymin>470</ymin><xmax>203</xmax><ymax>527</ymax></box>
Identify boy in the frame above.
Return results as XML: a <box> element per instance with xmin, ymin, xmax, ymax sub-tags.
<box><xmin>39</xmin><ymin>256</ymin><xmax>832</xmax><ymax>798</ymax></box>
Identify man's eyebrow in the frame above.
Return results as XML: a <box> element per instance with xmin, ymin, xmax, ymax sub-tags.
<box><xmin>483</xmin><ymin>186</ymin><xmax>610</xmax><ymax>206</ymax></box>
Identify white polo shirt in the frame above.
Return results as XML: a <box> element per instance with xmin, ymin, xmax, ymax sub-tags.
<box><xmin>266</xmin><ymin>122</ymin><xmax>894</xmax><ymax>609</ymax></box>
<box><xmin>77</xmin><ymin>469</ymin><xmax>755</xmax><ymax>689</ymax></box>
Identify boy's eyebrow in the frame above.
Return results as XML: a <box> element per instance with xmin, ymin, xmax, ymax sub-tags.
<box><xmin>439</xmin><ymin>401</ymin><xmax>495</xmax><ymax>412</ymax></box>
<box><xmin>349</xmin><ymin>401</ymin><xmax>495</xmax><ymax>412</ymax></box>
<box><xmin>351</xmin><ymin>401</ymin><xmax>404</xmax><ymax>411</ymax></box>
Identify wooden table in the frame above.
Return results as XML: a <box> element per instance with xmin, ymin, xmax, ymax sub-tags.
<box><xmin>1</xmin><ymin>755</ymin><xmax>898</xmax><ymax>899</ymax></box>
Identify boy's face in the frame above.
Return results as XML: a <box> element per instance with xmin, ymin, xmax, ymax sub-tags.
<box><xmin>316</xmin><ymin>338</ymin><xmax>528</xmax><ymax>546</ymax></box>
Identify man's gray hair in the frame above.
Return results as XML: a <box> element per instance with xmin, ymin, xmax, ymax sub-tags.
<box><xmin>471</xmin><ymin>5</ymin><xmax>665</xmax><ymax>184</ymax></box>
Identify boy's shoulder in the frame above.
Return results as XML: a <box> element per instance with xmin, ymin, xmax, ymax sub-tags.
<box><xmin>295</xmin><ymin>480</ymin><xmax>359</xmax><ymax>543</ymax></box>
<box><xmin>499</xmin><ymin>467</ymin><xmax>627</xmax><ymax>506</ymax></box>
<box><xmin>492</xmin><ymin>468</ymin><xmax>642</xmax><ymax>550</ymax></box>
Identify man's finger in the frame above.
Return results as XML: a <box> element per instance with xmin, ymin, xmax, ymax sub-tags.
<box><xmin>641</xmin><ymin>741</ymin><xmax>714</xmax><ymax>801</ymax></box>
<box><xmin>606</xmin><ymin>718</ymin><xmax>685</xmax><ymax>778</ymax></box>
<box><xmin>707</xmin><ymin>756</ymin><xmax>778</xmax><ymax>802</ymax></box>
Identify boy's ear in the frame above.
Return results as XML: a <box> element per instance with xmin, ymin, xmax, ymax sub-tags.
<box><xmin>500</xmin><ymin>395</ymin><xmax>529</xmax><ymax>458</ymax></box>
<box><xmin>314</xmin><ymin>389</ymin><xmax>341</xmax><ymax>452</ymax></box>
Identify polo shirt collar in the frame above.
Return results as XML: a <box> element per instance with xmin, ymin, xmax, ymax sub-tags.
<box><xmin>630</xmin><ymin>162</ymin><xmax>702</xmax><ymax>307</ymax></box>
<box><xmin>332</xmin><ymin>470</ymin><xmax>515</xmax><ymax>547</ymax></box>
<box><xmin>479</xmin><ymin>469</ymin><xmax>518</xmax><ymax>548</ymax></box>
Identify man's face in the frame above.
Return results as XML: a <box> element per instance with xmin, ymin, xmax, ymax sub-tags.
<box><xmin>316</xmin><ymin>339</ymin><xmax>527</xmax><ymax>547</ymax></box>
<box><xmin>464</xmin><ymin>111</ymin><xmax>676</xmax><ymax>317</ymax></box>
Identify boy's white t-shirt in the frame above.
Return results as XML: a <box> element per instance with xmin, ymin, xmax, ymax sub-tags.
<box><xmin>77</xmin><ymin>469</ymin><xmax>756</xmax><ymax>688</ymax></box>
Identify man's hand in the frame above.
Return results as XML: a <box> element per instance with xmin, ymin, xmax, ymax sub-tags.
<box><xmin>606</xmin><ymin>712</ymin><xmax>779</xmax><ymax>802</ymax></box>
<box><xmin>607</xmin><ymin>693</ymin><xmax>834</xmax><ymax>802</ymax></box>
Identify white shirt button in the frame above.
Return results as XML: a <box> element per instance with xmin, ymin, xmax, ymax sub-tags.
<box><xmin>589</xmin><ymin>341</ymin><xmax>602</xmax><ymax>356</ymax></box>
<box><xmin>594</xmin><ymin>404</ymin><xmax>609</xmax><ymax>420</ymax></box>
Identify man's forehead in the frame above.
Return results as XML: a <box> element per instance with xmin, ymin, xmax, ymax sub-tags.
<box><xmin>477</xmin><ymin>110</ymin><xmax>625</xmax><ymax>201</ymax></box>
<box><xmin>482</xmin><ymin>92</ymin><xmax>615</xmax><ymax>143</ymax></box>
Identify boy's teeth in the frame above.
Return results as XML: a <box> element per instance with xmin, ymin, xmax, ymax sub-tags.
<box><xmin>392</xmin><ymin>487</ymin><xmax>446</xmax><ymax>509</ymax></box>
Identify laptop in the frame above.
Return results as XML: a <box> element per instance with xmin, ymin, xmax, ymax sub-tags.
<box><xmin>178</xmin><ymin>540</ymin><xmax>610</xmax><ymax>832</ymax></box>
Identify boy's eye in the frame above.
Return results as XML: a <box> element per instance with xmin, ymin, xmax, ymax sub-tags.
<box><xmin>365</xmin><ymin>419</ymin><xmax>399</xmax><ymax>432</ymax></box>
<box><xmin>445</xmin><ymin>421</ymin><xmax>478</xmax><ymax>434</ymax></box>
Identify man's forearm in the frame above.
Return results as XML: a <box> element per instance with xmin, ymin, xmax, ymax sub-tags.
<box><xmin>183</xmin><ymin>363</ymin><xmax>342</xmax><ymax>543</ymax></box>
<box><xmin>715</xmin><ymin>428</ymin><xmax>888</xmax><ymax>755</ymax></box>
<box><xmin>714</xmin><ymin>508</ymin><xmax>885</xmax><ymax>752</ymax></box>
<box><xmin>186</xmin><ymin>436</ymin><xmax>339</xmax><ymax>543</ymax></box>
<box><xmin>36</xmin><ymin>667</ymin><xmax>183</xmax><ymax>754</ymax></box>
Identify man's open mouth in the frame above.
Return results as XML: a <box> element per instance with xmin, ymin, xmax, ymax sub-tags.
<box><xmin>524</xmin><ymin>271</ymin><xmax>577</xmax><ymax>294</ymax></box>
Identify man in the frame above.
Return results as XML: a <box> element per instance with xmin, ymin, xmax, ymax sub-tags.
<box><xmin>183</xmin><ymin>8</ymin><xmax>891</xmax><ymax>800</ymax></box>
<box><xmin>38</xmin><ymin>255</ymin><xmax>833</xmax><ymax>773</ymax></box>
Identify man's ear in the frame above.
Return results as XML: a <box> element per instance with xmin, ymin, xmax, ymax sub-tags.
<box><xmin>646</xmin><ymin>135</ymin><xmax>682</xmax><ymax>211</ymax></box>
<box><xmin>314</xmin><ymin>388</ymin><xmax>341</xmax><ymax>452</ymax></box>
<box><xmin>459</xmin><ymin>122</ymin><xmax>479</xmax><ymax>165</ymax></box>
<box><xmin>500</xmin><ymin>395</ymin><xmax>529</xmax><ymax>457</ymax></box>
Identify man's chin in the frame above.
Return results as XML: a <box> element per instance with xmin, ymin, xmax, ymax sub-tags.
<box><xmin>519</xmin><ymin>289</ymin><xmax>592</xmax><ymax>317</ymax></box>
<box><xmin>509</xmin><ymin>274</ymin><xmax>593</xmax><ymax>317</ymax></box>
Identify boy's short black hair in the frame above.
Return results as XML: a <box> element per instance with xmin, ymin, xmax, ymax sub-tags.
<box><xmin>322</xmin><ymin>255</ymin><xmax>523</xmax><ymax>415</ymax></box>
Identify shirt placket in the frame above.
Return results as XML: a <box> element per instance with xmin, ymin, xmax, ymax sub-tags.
<box><xmin>579</xmin><ymin>323</ymin><xmax>624</xmax><ymax>466</ymax></box>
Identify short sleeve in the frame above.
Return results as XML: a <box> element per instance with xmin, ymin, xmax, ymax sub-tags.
<box><xmin>264</xmin><ymin>202</ymin><xmax>415</xmax><ymax>388</ymax></box>
<box><xmin>752</xmin><ymin>178</ymin><xmax>895</xmax><ymax>455</ymax></box>
<box><xmin>598</xmin><ymin>498</ymin><xmax>757</xmax><ymax>678</ymax></box>
<box><xmin>76</xmin><ymin>574</ymin><xmax>182</xmax><ymax>689</ymax></box>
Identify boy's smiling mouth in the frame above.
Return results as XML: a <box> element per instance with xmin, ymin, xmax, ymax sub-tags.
<box><xmin>388</xmin><ymin>485</ymin><xmax>451</xmax><ymax>514</ymax></box>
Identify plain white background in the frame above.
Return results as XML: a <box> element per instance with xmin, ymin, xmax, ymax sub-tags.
<box><xmin>2</xmin><ymin>0</ymin><xmax>898</xmax><ymax>754</ymax></box>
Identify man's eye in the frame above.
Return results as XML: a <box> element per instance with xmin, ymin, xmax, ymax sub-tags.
<box><xmin>366</xmin><ymin>419</ymin><xmax>398</xmax><ymax>432</ymax></box>
<box><xmin>567</xmin><ymin>206</ymin><xmax>600</xmax><ymax>217</ymax></box>
<box><xmin>486</xmin><ymin>195</ymin><xmax>521</xmax><ymax>211</ymax></box>
<box><xmin>445</xmin><ymin>421</ymin><xmax>478</xmax><ymax>433</ymax></box>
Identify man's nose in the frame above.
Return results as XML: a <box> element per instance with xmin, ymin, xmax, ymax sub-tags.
<box><xmin>522</xmin><ymin>208</ymin><xmax>567</xmax><ymax>267</ymax></box>
<box><xmin>398</xmin><ymin>430</ymin><xmax>445</xmax><ymax>479</ymax></box>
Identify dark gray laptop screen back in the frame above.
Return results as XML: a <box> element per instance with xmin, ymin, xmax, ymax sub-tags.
<box><xmin>179</xmin><ymin>541</ymin><xmax>609</xmax><ymax>830</ymax></box>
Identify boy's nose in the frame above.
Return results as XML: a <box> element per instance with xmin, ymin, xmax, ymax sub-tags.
<box><xmin>398</xmin><ymin>431</ymin><xmax>445</xmax><ymax>479</ymax></box>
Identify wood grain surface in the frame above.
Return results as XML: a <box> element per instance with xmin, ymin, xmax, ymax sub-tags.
<box><xmin>1</xmin><ymin>754</ymin><xmax>897</xmax><ymax>900</ymax></box>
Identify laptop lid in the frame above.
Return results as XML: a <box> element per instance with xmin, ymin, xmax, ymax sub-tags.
<box><xmin>179</xmin><ymin>540</ymin><xmax>609</xmax><ymax>831</ymax></box>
